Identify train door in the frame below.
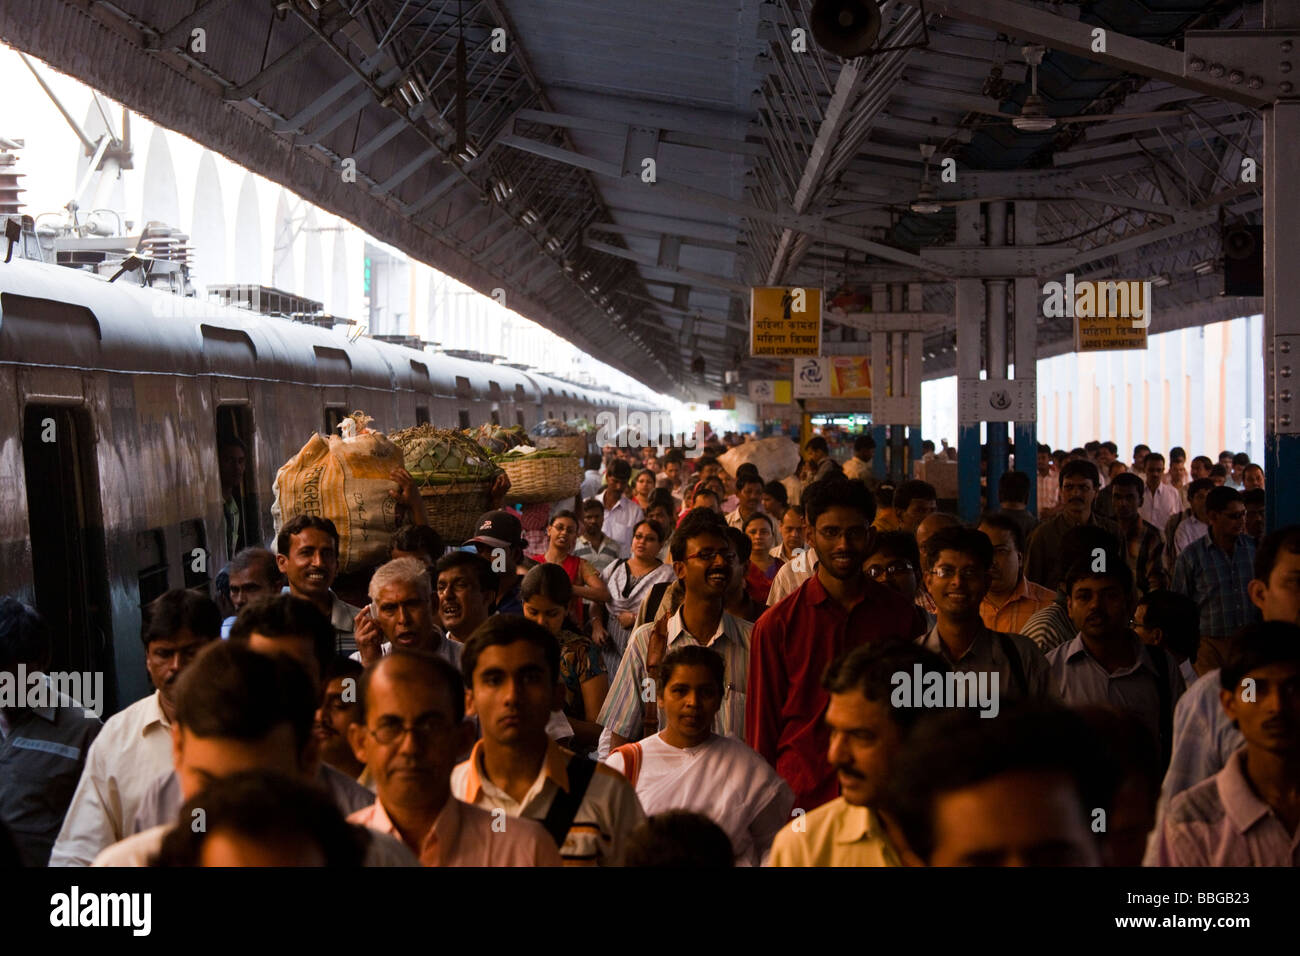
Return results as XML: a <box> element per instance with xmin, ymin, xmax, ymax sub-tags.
<box><xmin>216</xmin><ymin>406</ymin><xmax>259</xmax><ymax>560</ymax></box>
<box><xmin>21</xmin><ymin>405</ymin><xmax>114</xmax><ymax>707</ymax></box>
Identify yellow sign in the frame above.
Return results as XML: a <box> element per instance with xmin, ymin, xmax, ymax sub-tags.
<box><xmin>751</xmin><ymin>287</ymin><xmax>822</xmax><ymax>357</ymax></box>
<box><xmin>1073</xmin><ymin>313</ymin><xmax>1148</xmax><ymax>352</ymax></box>
<box><xmin>829</xmin><ymin>356</ymin><xmax>871</xmax><ymax>398</ymax></box>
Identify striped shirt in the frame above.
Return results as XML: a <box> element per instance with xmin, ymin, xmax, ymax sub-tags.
<box><xmin>1171</xmin><ymin>533</ymin><xmax>1259</xmax><ymax>638</ymax></box>
<box><xmin>597</xmin><ymin>608</ymin><xmax>752</xmax><ymax>742</ymax></box>
<box><xmin>451</xmin><ymin>739</ymin><xmax>645</xmax><ymax>866</ymax></box>
<box><xmin>1019</xmin><ymin>595</ymin><xmax>1075</xmax><ymax>653</ymax></box>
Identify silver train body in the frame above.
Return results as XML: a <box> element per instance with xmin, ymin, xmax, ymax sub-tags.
<box><xmin>0</xmin><ymin>256</ymin><xmax>658</xmax><ymax>713</ymax></box>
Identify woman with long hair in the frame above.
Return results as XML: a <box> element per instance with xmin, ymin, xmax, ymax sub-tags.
<box><xmin>631</xmin><ymin>468</ymin><xmax>657</xmax><ymax>511</ymax></box>
<box><xmin>594</xmin><ymin>518</ymin><xmax>676</xmax><ymax>676</ymax></box>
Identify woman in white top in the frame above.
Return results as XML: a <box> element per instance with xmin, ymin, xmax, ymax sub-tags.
<box><xmin>593</xmin><ymin>518</ymin><xmax>676</xmax><ymax>676</ymax></box>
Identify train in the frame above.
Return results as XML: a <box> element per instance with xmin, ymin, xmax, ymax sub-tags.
<box><xmin>0</xmin><ymin>250</ymin><xmax>662</xmax><ymax>714</ymax></box>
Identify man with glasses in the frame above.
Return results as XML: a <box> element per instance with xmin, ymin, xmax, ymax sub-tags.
<box><xmin>916</xmin><ymin>526</ymin><xmax>1050</xmax><ymax>703</ymax></box>
<box><xmin>977</xmin><ymin>514</ymin><xmax>1055</xmax><ymax>634</ymax></box>
<box><xmin>598</xmin><ymin>508</ymin><xmax>753</xmax><ymax>751</ymax></box>
<box><xmin>748</xmin><ymin>478</ymin><xmax>919</xmax><ymax>811</ymax></box>
<box><xmin>50</xmin><ymin>590</ymin><xmax>220</xmax><ymax>866</ymax></box>
<box><xmin>864</xmin><ymin>531</ymin><xmax>930</xmax><ymax>631</ymax></box>
<box><xmin>349</xmin><ymin>651</ymin><xmax>561</xmax><ymax>866</ymax></box>
<box><xmin>1172</xmin><ymin>487</ymin><xmax>1260</xmax><ymax>675</ymax></box>
<box><xmin>1024</xmin><ymin>460</ymin><xmax>1118</xmax><ymax>590</ymax></box>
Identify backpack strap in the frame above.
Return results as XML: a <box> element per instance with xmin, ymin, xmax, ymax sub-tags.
<box><xmin>540</xmin><ymin>754</ymin><xmax>598</xmax><ymax>851</ymax></box>
<box><xmin>1147</xmin><ymin>645</ymin><xmax>1173</xmax><ymax>769</ymax></box>
<box><xmin>995</xmin><ymin>632</ymin><xmax>1029</xmax><ymax>700</ymax></box>
<box><xmin>641</xmin><ymin>615</ymin><xmax>671</xmax><ymax>740</ymax></box>
<box><xmin>611</xmin><ymin>742</ymin><xmax>644</xmax><ymax>788</ymax></box>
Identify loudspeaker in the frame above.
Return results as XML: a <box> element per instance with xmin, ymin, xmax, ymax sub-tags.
<box><xmin>810</xmin><ymin>0</ymin><xmax>882</xmax><ymax>58</ymax></box>
<box><xmin>1222</xmin><ymin>224</ymin><xmax>1263</xmax><ymax>296</ymax></box>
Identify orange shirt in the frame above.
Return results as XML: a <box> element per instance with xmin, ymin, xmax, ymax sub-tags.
<box><xmin>980</xmin><ymin>576</ymin><xmax>1057</xmax><ymax>634</ymax></box>
<box><xmin>349</xmin><ymin>796</ymin><xmax>562</xmax><ymax>867</ymax></box>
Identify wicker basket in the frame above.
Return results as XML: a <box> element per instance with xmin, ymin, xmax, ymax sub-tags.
<box><xmin>500</xmin><ymin>455</ymin><xmax>582</xmax><ymax>504</ymax></box>
<box><xmin>534</xmin><ymin>434</ymin><xmax>589</xmax><ymax>458</ymax></box>
<box><xmin>418</xmin><ymin>479</ymin><xmax>495</xmax><ymax>543</ymax></box>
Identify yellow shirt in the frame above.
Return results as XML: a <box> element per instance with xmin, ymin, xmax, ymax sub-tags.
<box><xmin>766</xmin><ymin>797</ymin><xmax>902</xmax><ymax>867</ymax></box>
<box><xmin>872</xmin><ymin>510</ymin><xmax>901</xmax><ymax>533</ymax></box>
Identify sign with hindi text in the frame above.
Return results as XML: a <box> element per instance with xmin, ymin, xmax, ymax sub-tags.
<box><xmin>751</xmin><ymin>286</ymin><xmax>822</xmax><ymax>357</ymax></box>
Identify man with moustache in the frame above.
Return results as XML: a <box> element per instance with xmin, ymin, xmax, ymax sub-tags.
<box><xmin>1024</xmin><ymin>460</ymin><xmax>1118</xmax><ymax>590</ymax></box>
<box><xmin>748</xmin><ymin>477</ymin><xmax>919</xmax><ymax>811</ymax></box>
<box><xmin>433</xmin><ymin>552</ymin><xmax>495</xmax><ymax>644</ymax></box>
<box><xmin>276</xmin><ymin>515</ymin><xmax>361</xmax><ymax>656</ymax></box>
<box><xmin>50</xmin><ymin>590</ymin><xmax>220</xmax><ymax>866</ymax></box>
<box><xmin>349</xmin><ymin>652</ymin><xmax>561</xmax><ymax>866</ymax></box>
<box><xmin>221</xmin><ymin>547</ymin><xmax>281</xmax><ymax>638</ymax></box>
<box><xmin>768</xmin><ymin>643</ymin><xmax>949</xmax><ymax>867</ymax></box>
<box><xmin>352</xmin><ymin>557</ymin><xmax>462</xmax><ymax>668</ymax></box>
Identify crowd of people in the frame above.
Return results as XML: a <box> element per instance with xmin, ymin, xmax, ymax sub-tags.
<box><xmin>1</xmin><ymin>430</ymin><xmax>1297</xmax><ymax>868</ymax></box>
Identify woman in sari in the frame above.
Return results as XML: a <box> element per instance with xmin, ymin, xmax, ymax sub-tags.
<box><xmin>593</xmin><ymin>518</ymin><xmax>676</xmax><ymax>676</ymax></box>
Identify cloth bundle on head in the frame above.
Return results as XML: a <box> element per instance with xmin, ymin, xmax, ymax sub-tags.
<box><xmin>718</xmin><ymin>437</ymin><xmax>801</xmax><ymax>483</ymax></box>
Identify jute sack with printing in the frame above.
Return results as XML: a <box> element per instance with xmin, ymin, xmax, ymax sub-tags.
<box><xmin>271</xmin><ymin>432</ymin><xmax>403</xmax><ymax>572</ymax></box>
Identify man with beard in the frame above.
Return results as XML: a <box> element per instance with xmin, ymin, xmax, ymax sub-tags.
<box><xmin>768</xmin><ymin>642</ymin><xmax>948</xmax><ymax>866</ymax></box>
<box><xmin>747</xmin><ymin>477</ymin><xmax>919</xmax><ymax>811</ymax></box>
<box><xmin>1024</xmin><ymin>460</ymin><xmax>1118</xmax><ymax>590</ymax></box>
<box><xmin>434</xmin><ymin>552</ymin><xmax>495</xmax><ymax>645</ymax></box>
<box><xmin>50</xmin><ymin>591</ymin><xmax>220</xmax><ymax>866</ymax></box>
<box><xmin>277</xmin><ymin>515</ymin><xmax>361</xmax><ymax>656</ymax></box>
<box><xmin>349</xmin><ymin>652</ymin><xmax>561</xmax><ymax>865</ymax></box>
<box><xmin>598</xmin><ymin>509</ymin><xmax>753</xmax><ymax>750</ymax></box>
<box><xmin>353</xmin><ymin>557</ymin><xmax>461</xmax><ymax>668</ymax></box>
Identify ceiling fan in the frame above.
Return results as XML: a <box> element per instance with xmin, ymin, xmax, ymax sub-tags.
<box><xmin>967</xmin><ymin>45</ymin><xmax>1187</xmax><ymax>132</ymax></box>
<box><xmin>908</xmin><ymin>144</ymin><xmax>1002</xmax><ymax>214</ymax></box>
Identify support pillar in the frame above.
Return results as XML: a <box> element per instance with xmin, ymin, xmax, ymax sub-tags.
<box><xmin>956</xmin><ymin>277</ymin><xmax>985</xmax><ymax>524</ymax></box>
<box><xmin>1264</xmin><ymin>4</ymin><xmax>1300</xmax><ymax>529</ymax></box>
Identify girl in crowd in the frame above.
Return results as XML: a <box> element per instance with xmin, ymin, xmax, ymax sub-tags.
<box><xmin>645</xmin><ymin>494</ymin><xmax>678</xmax><ymax>562</ymax></box>
<box><xmin>743</xmin><ymin>512</ymin><xmax>782</xmax><ymax>606</ymax></box>
<box><xmin>594</xmin><ymin>519</ymin><xmax>676</xmax><ymax>676</ymax></box>
<box><xmin>526</xmin><ymin>510</ymin><xmax>611</xmax><ymax>631</ymax></box>
<box><xmin>520</xmin><ymin>563</ymin><xmax>609</xmax><ymax>755</ymax></box>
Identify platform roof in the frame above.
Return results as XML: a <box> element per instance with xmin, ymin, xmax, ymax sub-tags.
<box><xmin>1</xmin><ymin>0</ymin><xmax>1267</xmax><ymax>395</ymax></box>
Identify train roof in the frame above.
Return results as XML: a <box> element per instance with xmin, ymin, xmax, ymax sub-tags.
<box><xmin>0</xmin><ymin>258</ymin><xmax>654</xmax><ymax>412</ymax></box>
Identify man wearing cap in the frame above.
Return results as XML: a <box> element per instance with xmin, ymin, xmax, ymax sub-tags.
<box><xmin>466</xmin><ymin>510</ymin><xmax>532</xmax><ymax>616</ymax></box>
<box><xmin>601</xmin><ymin>459</ymin><xmax>644</xmax><ymax>559</ymax></box>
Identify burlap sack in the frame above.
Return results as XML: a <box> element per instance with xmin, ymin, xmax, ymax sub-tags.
<box><xmin>718</xmin><ymin>437</ymin><xmax>802</xmax><ymax>484</ymax></box>
<box><xmin>272</xmin><ymin>433</ymin><xmax>404</xmax><ymax>572</ymax></box>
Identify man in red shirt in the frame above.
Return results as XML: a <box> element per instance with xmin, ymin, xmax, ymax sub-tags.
<box><xmin>747</xmin><ymin>477</ymin><xmax>920</xmax><ymax>812</ymax></box>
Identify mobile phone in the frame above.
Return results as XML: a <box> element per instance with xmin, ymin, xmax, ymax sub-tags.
<box><xmin>367</xmin><ymin>604</ymin><xmax>377</xmax><ymax>621</ymax></box>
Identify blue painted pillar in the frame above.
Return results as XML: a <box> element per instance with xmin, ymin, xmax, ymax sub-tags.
<box><xmin>955</xmin><ymin>277</ymin><xmax>985</xmax><ymax>525</ymax></box>
<box><xmin>910</xmin><ymin>426</ymin><xmax>923</xmax><ymax>479</ymax></box>
<box><xmin>1015</xmin><ymin>422</ymin><xmax>1037</xmax><ymax>515</ymax></box>
<box><xmin>872</xmin><ymin>424</ymin><xmax>887</xmax><ymax>481</ymax></box>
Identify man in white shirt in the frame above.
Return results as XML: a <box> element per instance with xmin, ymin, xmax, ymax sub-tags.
<box><xmin>580</xmin><ymin>454</ymin><xmax>603</xmax><ymax>501</ymax></box>
<box><xmin>93</xmin><ymin>641</ymin><xmax>414</xmax><ymax>867</ymax></box>
<box><xmin>50</xmin><ymin>590</ymin><xmax>221</xmax><ymax>866</ymax></box>
<box><xmin>600</xmin><ymin>459</ymin><xmax>644</xmax><ymax>557</ymax></box>
<box><xmin>606</xmin><ymin>644</ymin><xmax>792</xmax><ymax>865</ymax></box>
<box><xmin>1139</xmin><ymin>453</ymin><xmax>1182</xmax><ymax>531</ymax></box>
<box><xmin>1173</xmin><ymin>481</ymin><xmax>1213</xmax><ymax>557</ymax></box>
<box><xmin>771</xmin><ymin>505</ymin><xmax>806</xmax><ymax>562</ymax></box>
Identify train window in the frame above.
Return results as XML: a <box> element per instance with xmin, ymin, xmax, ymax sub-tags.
<box><xmin>21</xmin><ymin>405</ymin><xmax>113</xmax><ymax>699</ymax></box>
<box><xmin>548</xmin><ymin>387</ymin><xmax>555</xmax><ymax>397</ymax></box>
<box><xmin>455</xmin><ymin>376</ymin><xmax>472</xmax><ymax>400</ymax></box>
<box><xmin>217</xmin><ymin>406</ymin><xmax>259</xmax><ymax>557</ymax></box>
<box><xmin>515</xmin><ymin>411</ymin><xmax>525</xmax><ymax>427</ymax></box>
<box><xmin>324</xmin><ymin>406</ymin><xmax>347</xmax><ymax>436</ymax></box>
<box><xmin>515</xmin><ymin>385</ymin><xmax>526</xmax><ymax>402</ymax></box>
<box><xmin>488</xmin><ymin>381</ymin><xmax>502</xmax><ymax>401</ymax></box>
<box><xmin>137</xmin><ymin>529</ymin><xmax>169</xmax><ymax>608</ymax></box>
<box><xmin>179</xmin><ymin>519</ymin><xmax>210</xmax><ymax>591</ymax></box>
<box><xmin>491</xmin><ymin>410</ymin><xmax>501</xmax><ymax>426</ymax></box>
<box><xmin>416</xmin><ymin>406</ymin><xmax>430</xmax><ymax>425</ymax></box>
<box><xmin>458</xmin><ymin>409</ymin><xmax>471</xmax><ymax>429</ymax></box>
<box><xmin>313</xmin><ymin>346</ymin><xmax>352</xmax><ymax>381</ymax></box>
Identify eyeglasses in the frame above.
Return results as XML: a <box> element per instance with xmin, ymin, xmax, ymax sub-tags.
<box><xmin>368</xmin><ymin>715</ymin><xmax>448</xmax><ymax>745</ymax></box>
<box><xmin>685</xmin><ymin>549</ymin><xmax>736</xmax><ymax>564</ymax></box>
<box><xmin>866</xmin><ymin>561</ymin><xmax>913</xmax><ymax>579</ymax></box>
<box><xmin>930</xmin><ymin>566</ymin><xmax>985</xmax><ymax>581</ymax></box>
